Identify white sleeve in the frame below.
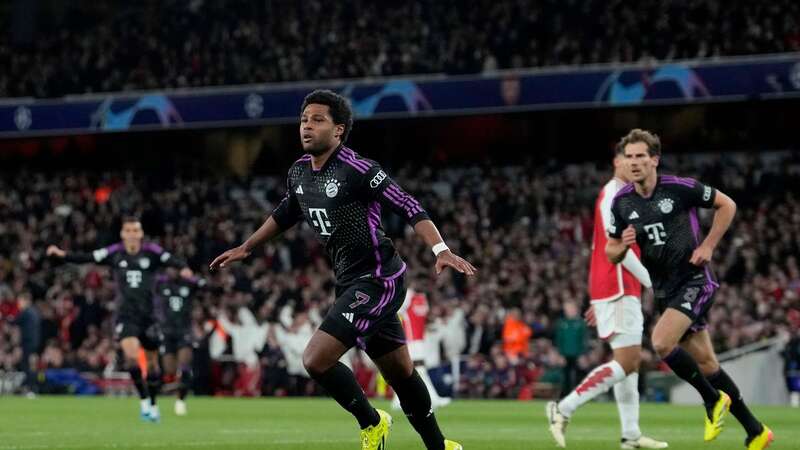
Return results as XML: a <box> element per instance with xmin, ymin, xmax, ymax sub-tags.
<box><xmin>621</xmin><ymin>250</ymin><xmax>652</xmax><ymax>288</ymax></box>
<box><xmin>398</xmin><ymin>289</ymin><xmax>414</xmax><ymax>316</ymax></box>
<box><xmin>598</xmin><ymin>181</ymin><xmax>617</xmax><ymax>233</ymax></box>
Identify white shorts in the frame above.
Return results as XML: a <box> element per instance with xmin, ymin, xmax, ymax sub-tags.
<box><xmin>407</xmin><ymin>340</ymin><xmax>426</xmax><ymax>361</ymax></box>
<box><xmin>593</xmin><ymin>295</ymin><xmax>643</xmax><ymax>349</ymax></box>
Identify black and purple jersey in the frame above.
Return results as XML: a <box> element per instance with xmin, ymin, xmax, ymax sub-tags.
<box><xmin>608</xmin><ymin>175</ymin><xmax>721</xmax><ymax>296</ymax></box>
<box><xmin>153</xmin><ymin>275</ymin><xmax>205</xmax><ymax>334</ymax></box>
<box><xmin>64</xmin><ymin>242</ymin><xmax>187</xmax><ymax>319</ymax></box>
<box><xmin>271</xmin><ymin>145</ymin><xmax>430</xmax><ymax>285</ymax></box>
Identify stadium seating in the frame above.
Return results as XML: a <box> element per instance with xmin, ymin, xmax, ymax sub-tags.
<box><xmin>2</xmin><ymin>0</ymin><xmax>799</xmax><ymax>98</ymax></box>
<box><xmin>2</xmin><ymin>152</ymin><xmax>798</xmax><ymax>397</ymax></box>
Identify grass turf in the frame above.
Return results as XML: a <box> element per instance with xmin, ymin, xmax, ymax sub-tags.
<box><xmin>0</xmin><ymin>396</ymin><xmax>796</xmax><ymax>449</ymax></box>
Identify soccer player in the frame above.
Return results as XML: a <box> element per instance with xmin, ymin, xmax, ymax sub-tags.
<box><xmin>47</xmin><ymin>217</ymin><xmax>193</xmax><ymax>422</ymax></box>
<box><xmin>210</xmin><ymin>89</ymin><xmax>473</xmax><ymax>450</ymax></box>
<box><xmin>605</xmin><ymin>129</ymin><xmax>773</xmax><ymax>449</ymax></box>
<box><xmin>546</xmin><ymin>146</ymin><xmax>667</xmax><ymax>449</ymax></box>
<box><xmin>391</xmin><ymin>283</ymin><xmax>451</xmax><ymax>411</ymax></box>
<box><xmin>154</xmin><ymin>270</ymin><xmax>205</xmax><ymax>416</ymax></box>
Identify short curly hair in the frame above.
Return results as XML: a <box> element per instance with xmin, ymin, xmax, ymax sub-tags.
<box><xmin>617</xmin><ymin>128</ymin><xmax>661</xmax><ymax>156</ymax></box>
<box><xmin>301</xmin><ymin>89</ymin><xmax>354</xmax><ymax>143</ymax></box>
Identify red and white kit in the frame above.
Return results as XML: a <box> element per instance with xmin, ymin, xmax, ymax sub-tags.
<box><xmin>589</xmin><ymin>178</ymin><xmax>651</xmax><ymax>348</ymax></box>
<box><xmin>399</xmin><ymin>289</ymin><xmax>429</xmax><ymax>361</ymax></box>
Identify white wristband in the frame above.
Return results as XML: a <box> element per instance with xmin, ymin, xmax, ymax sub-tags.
<box><xmin>432</xmin><ymin>242</ymin><xmax>449</xmax><ymax>256</ymax></box>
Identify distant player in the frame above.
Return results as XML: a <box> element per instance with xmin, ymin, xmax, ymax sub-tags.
<box><xmin>391</xmin><ymin>284</ymin><xmax>451</xmax><ymax>411</ymax></box>
<box><xmin>154</xmin><ymin>270</ymin><xmax>205</xmax><ymax>416</ymax></box>
<box><xmin>546</xmin><ymin>146</ymin><xmax>667</xmax><ymax>449</ymax></box>
<box><xmin>605</xmin><ymin>129</ymin><xmax>772</xmax><ymax>449</ymax></box>
<box><xmin>211</xmin><ymin>89</ymin><xmax>473</xmax><ymax>450</ymax></box>
<box><xmin>47</xmin><ymin>217</ymin><xmax>193</xmax><ymax>422</ymax></box>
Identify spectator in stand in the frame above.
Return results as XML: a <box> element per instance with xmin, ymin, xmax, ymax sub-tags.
<box><xmin>2</xmin><ymin>0</ymin><xmax>800</xmax><ymax>98</ymax></box>
<box><xmin>0</xmin><ymin>151</ymin><xmax>798</xmax><ymax>397</ymax></box>
<box><xmin>12</xmin><ymin>293</ymin><xmax>40</xmax><ymax>395</ymax></box>
<box><xmin>502</xmin><ymin>308</ymin><xmax>532</xmax><ymax>364</ymax></box>
<box><xmin>555</xmin><ymin>301</ymin><xmax>587</xmax><ymax>395</ymax></box>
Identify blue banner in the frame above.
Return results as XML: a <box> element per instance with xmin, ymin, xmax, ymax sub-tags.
<box><xmin>1</xmin><ymin>54</ymin><xmax>799</xmax><ymax>137</ymax></box>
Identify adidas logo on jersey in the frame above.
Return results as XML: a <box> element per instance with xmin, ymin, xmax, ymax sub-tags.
<box><xmin>628</xmin><ymin>211</ymin><xmax>640</xmax><ymax>220</ymax></box>
<box><xmin>681</xmin><ymin>302</ymin><xmax>692</xmax><ymax>310</ymax></box>
<box><xmin>342</xmin><ymin>312</ymin><xmax>354</xmax><ymax>323</ymax></box>
<box><xmin>295</xmin><ymin>185</ymin><xmax>303</xmax><ymax>194</ymax></box>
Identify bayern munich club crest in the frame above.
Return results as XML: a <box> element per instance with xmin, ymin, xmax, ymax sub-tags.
<box><xmin>658</xmin><ymin>198</ymin><xmax>675</xmax><ymax>214</ymax></box>
<box><xmin>325</xmin><ymin>179</ymin><xmax>341</xmax><ymax>198</ymax></box>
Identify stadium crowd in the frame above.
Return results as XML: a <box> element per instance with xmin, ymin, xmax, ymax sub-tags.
<box><xmin>2</xmin><ymin>0</ymin><xmax>800</xmax><ymax>98</ymax></box>
<box><xmin>1</xmin><ymin>151</ymin><xmax>799</xmax><ymax>398</ymax></box>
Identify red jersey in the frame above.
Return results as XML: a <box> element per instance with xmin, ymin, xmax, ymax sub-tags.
<box><xmin>400</xmin><ymin>290</ymin><xmax>428</xmax><ymax>342</ymax></box>
<box><xmin>589</xmin><ymin>178</ymin><xmax>643</xmax><ymax>302</ymax></box>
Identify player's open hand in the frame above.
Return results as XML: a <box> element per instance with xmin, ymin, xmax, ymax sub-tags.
<box><xmin>435</xmin><ymin>250</ymin><xmax>477</xmax><ymax>276</ymax></box>
<box><xmin>46</xmin><ymin>245</ymin><xmax>66</xmax><ymax>258</ymax></box>
<box><xmin>210</xmin><ymin>245</ymin><xmax>251</xmax><ymax>271</ymax></box>
<box><xmin>689</xmin><ymin>243</ymin><xmax>714</xmax><ymax>266</ymax></box>
<box><xmin>583</xmin><ymin>305</ymin><xmax>597</xmax><ymax>327</ymax></box>
<box><xmin>621</xmin><ymin>225</ymin><xmax>637</xmax><ymax>247</ymax></box>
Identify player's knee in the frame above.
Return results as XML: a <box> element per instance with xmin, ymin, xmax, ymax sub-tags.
<box><xmin>302</xmin><ymin>348</ymin><xmax>328</xmax><ymax>378</ymax></box>
<box><xmin>651</xmin><ymin>339</ymin><xmax>675</xmax><ymax>358</ymax></box>
<box><xmin>618</xmin><ymin>355</ymin><xmax>641</xmax><ymax>374</ymax></box>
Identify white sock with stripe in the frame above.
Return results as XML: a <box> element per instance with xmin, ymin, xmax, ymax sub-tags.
<box><xmin>558</xmin><ymin>360</ymin><xmax>626</xmax><ymax>417</ymax></box>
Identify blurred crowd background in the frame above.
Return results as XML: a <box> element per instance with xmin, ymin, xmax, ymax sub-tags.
<box><xmin>2</xmin><ymin>151</ymin><xmax>799</xmax><ymax>399</ymax></box>
<box><xmin>3</xmin><ymin>0</ymin><xmax>800</xmax><ymax>98</ymax></box>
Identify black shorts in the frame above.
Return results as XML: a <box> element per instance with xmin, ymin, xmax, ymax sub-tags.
<box><xmin>115</xmin><ymin>315</ymin><xmax>161</xmax><ymax>351</ymax></box>
<box><xmin>319</xmin><ymin>273</ymin><xmax>407</xmax><ymax>359</ymax></box>
<box><xmin>161</xmin><ymin>330</ymin><xmax>193</xmax><ymax>355</ymax></box>
<box><xmin>656</xmin><ymin>278</ymin><xmax>718</xmax><ymax>339</ymax></box>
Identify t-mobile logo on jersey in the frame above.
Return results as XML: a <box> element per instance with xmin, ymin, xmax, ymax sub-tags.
<box><xmin>309</xmin><ymin>208</ymin><xmax>332</xmax><ymax>236</ymax></box>
<box><xmin>643</xmin><ymin>222</ymin><xmax>667</xmax><ymax>246</ymax></box>
<box><xmin>126</xmin><ymin>270</ymin><xmax>143</xmax><ymax>288</ymax></box>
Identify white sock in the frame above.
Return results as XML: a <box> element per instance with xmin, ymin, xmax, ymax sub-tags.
<box><xmin>791</xmin><ymin>392</ymin><xmax>800</xmax><ymax>408</ymax></box>
<box><xmin>558</xmin><ymin>360</ymin><xmax>626</xmax><ymax>417</ymax></box>
<box><xmin>140</xmin><ymin>399</ymin><xmax>150</xmax><ymax>412</ymax></box>
<box><xmin>417</xmin><ymin>366</ymin><xmax>441</xmax><ymax>401</ymax></box>
<box><xmin>614</xmin><ymin>372</ymin><xmax>642</xmax><ymax>440</ymax></box>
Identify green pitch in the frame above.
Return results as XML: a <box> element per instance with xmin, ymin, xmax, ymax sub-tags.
<box><xmin>0</xmin><ymin>396</ymin><xmax>797</xmax><ymax>449</ymax></box>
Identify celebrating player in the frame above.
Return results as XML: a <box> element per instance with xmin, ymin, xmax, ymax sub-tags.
<box><xmin>605</xmin><ymin>129</ymin><xmax>772</xmax><ymax>449</ymax></box>
<box><xmin>210</xmin><ymin>89</ymin><xmax>474</xmax><ymax>450</ymax></box>
<box><xmin>154</xmin><ymin>270</ymin><xmax>205</xmax><ymax>416</ymax></box>
<box><xmin>546</xmin><ymin>146</ymin><xmax>667</xmax><ymax>449</ymax></box>
<box><xmin>47</xmin><ymin>217</ymin><xmax>193</xmax><ymax>422</ymax></box>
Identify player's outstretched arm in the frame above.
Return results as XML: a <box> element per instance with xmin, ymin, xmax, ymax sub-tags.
<box><xmin>606</xmin><ymin>225</ymin><xmax>636</xmax><ymax>264</ymax></box>
<box><xmin>210</xmin><ymin>215</ymin><xmax>282</xmax><ymax>270</ymax></box>
<box><xmin>46</xmin><ymin>244</ymin><xmax>98</xmax><ymax>263</ymax></box>
<box><xmin>412</xmin><ymin>219</ymin><xmax>477</xmax><ymax>276</ymax></box>
<box><xmin>690</xmin><ymin>189</ymin><xmax>736</xmax><ymax>266</ymax></box>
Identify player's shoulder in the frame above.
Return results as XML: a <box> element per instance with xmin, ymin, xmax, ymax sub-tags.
<box><xmin>141</xmin><ymin>242</ymin><xmax>164</xmax><ymax>255</ymax></box>
<box><xmin>335</xmin><ymin>146</ymin><xmax>378</xmax><ymax>176</ymax></box>
<box><xmin>659</xmin><ymin>174</ymin><xmax>699</xmax><ymax>190</ymax></box>
<box><xmin>611</xmin><ymin>182</ymin><xmax>636</xmax><ymax>204</ymax></box>
<box><xmin>287</xmin><ymin>154</ymin><xmax>312</xmax><ymax>177</ymax></box>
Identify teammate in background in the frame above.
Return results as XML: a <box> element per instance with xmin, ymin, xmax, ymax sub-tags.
<box><xmin>211</xmin><ymin>89</ymin><xmax>474</xmax><ymax>450</ymax></box>
<box><xmin>391</xmin><ymin>283</ymin><xmax>451</xmax><ymax>411</ymax></box>
<box><xmin>605</xmin><ymin>129</ymin><xmax>772</xmax><ymax>450</ymax></box>
<box><xmin>47</xmin><ymin>217</ymin><xmax>193</xmax><ymax>423</ymax></box>
<box><xmin>546</xmin><ymin>146</ymin><xmax>667</xmax><ymax>449</ymax></box>
<box><xmin>154</xmin><ymin>270</ymin><xmax>206</xmax><ymax>416</ymax></box>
